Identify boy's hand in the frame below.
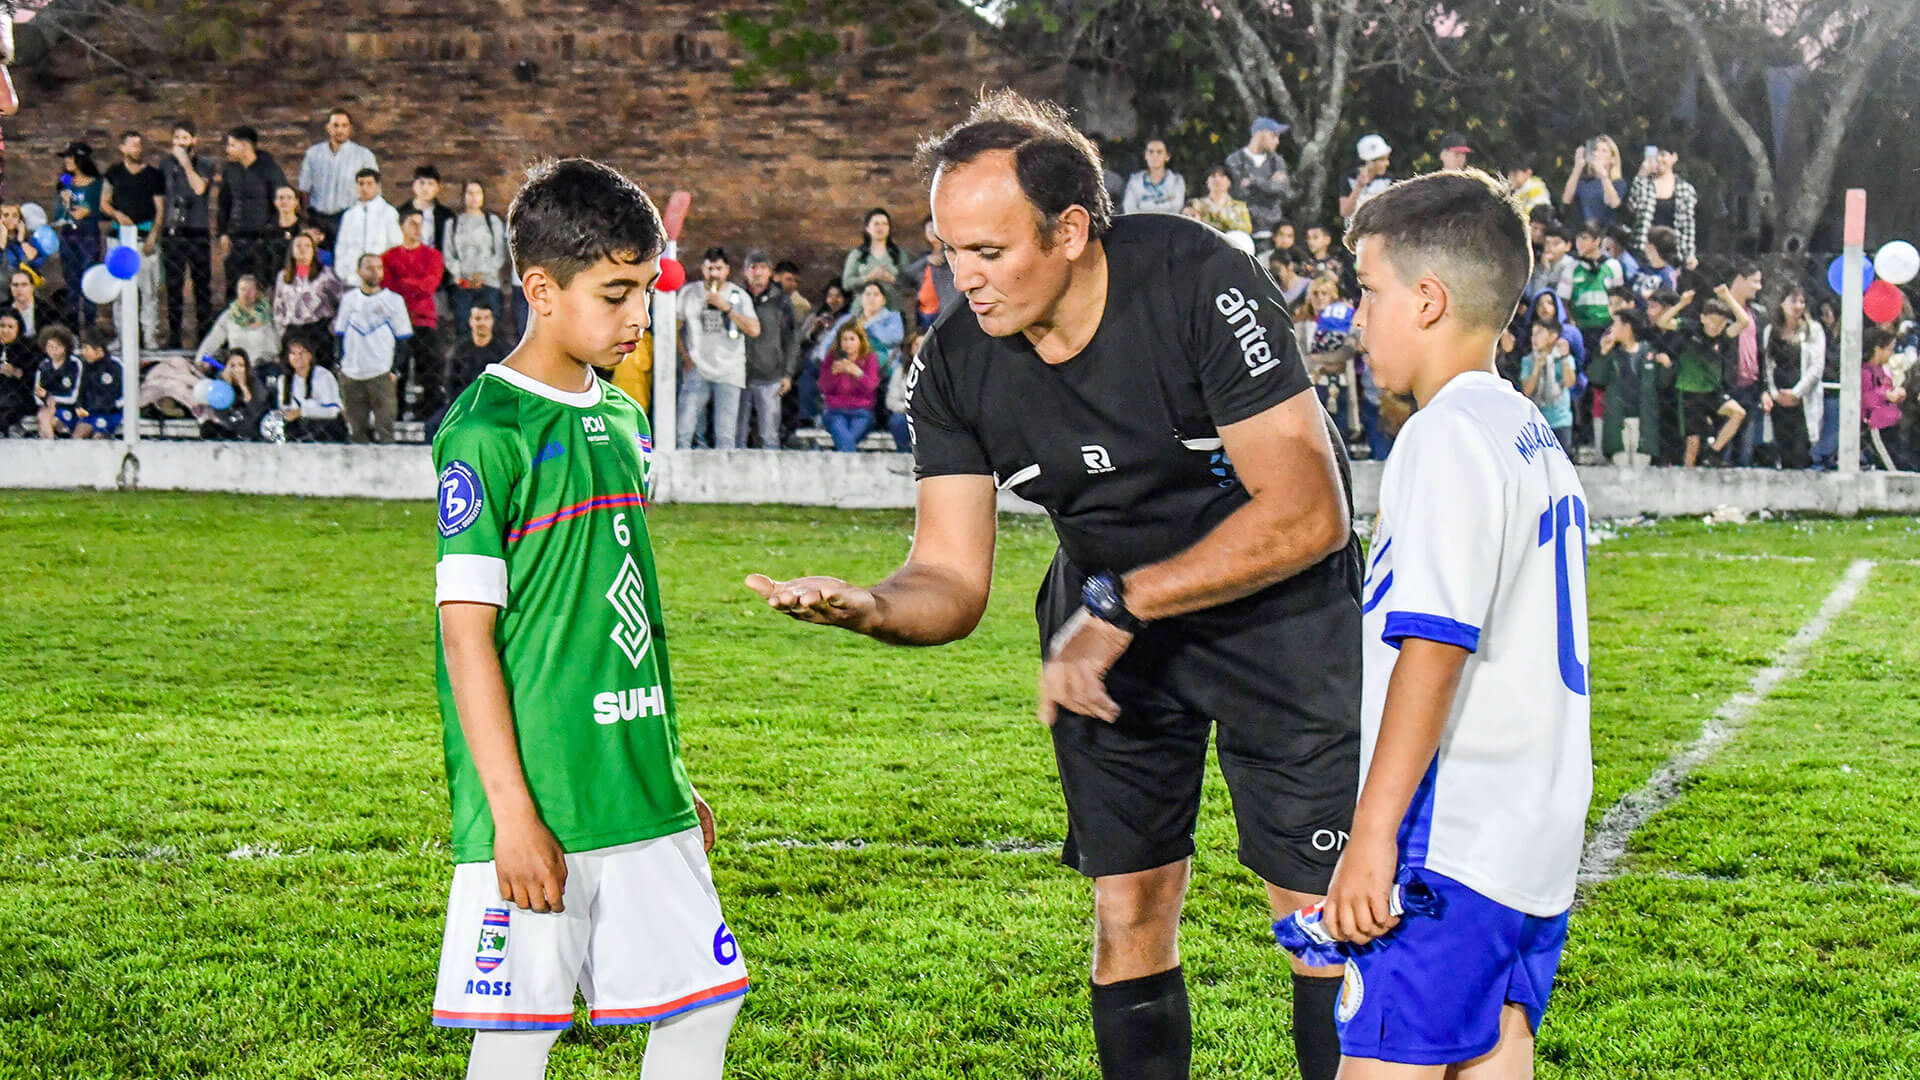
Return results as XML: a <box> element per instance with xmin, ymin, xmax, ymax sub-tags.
<box><xmin>493</xmin><ymin>810</ymin><xmax>568</xmax><ymax>913</ymax></box>
<box><xmin>692</xmin><ymin>786</ymin><xmax>716</xmax><ymax>852</ymax></box>
<box><xmin>1321</xmin><ymin>828</ymin><xmax>1400</xmax><ymax>945</ymax></box>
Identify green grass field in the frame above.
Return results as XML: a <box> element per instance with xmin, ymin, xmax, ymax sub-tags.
<box><xmin>4</xmin><ymin>492</ymin><xmax>1918</xmax><ymax>1078</ymax></box>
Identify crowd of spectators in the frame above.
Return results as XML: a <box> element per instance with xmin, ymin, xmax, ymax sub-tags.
<box><xmin>0</xmin><ymin>107</ymin><xmax>1913</xmax><ymax>471</ymax></box>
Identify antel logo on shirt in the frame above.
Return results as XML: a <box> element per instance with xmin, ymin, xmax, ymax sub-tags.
<box><xmin>1214</xmin><ymin>287</ymin><xmax>1283</xmax><ymax>378</ymax></box>
<box><xmin>1082</xmin><ymin>444</ymin><xmax>1115</xmax><ymax>474</ymax></box>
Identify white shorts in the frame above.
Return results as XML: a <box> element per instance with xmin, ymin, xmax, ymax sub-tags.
<box><xmin>431</xmin><ymin>827</ymin><xmax>748</xmax><ymax>1031</ymax></box>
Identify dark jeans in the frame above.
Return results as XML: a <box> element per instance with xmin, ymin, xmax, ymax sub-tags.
<box><xmin>222</xmin><ymin>233</ymin><xmax>274</xmax><ymax>302</ymax></box>
<box><xmin>60</xmin><ymin>223</ymin><xmax>103</xmax><ymax>327</ymax></box>
<box><xmin>1812</xmin><ymin>390</ymin><xmax>1841</xmax><ymax>471</ymax></box>
<box><xmin>888</xmin><ymin>410</ymin><xmax>912</xmax><ymax>452</ymax></box>
<box><xmin>161</xmin><ymin>230</ymin><xmax>215</xmax><ymax>348</ymax></box>
<box><xmin>1772</xmin><ymin>402</ymin><xmax>1810</xmax><ymax>469</ymax></box>
<box><xmin>1728</xmin><ymin>383</ymin><xmax>1764</xmax><ymax>466</ymax></box>
<box><xmin>401</xmin><ymin>326</ymin><xmax>443</xmax><ymax>420</ymax></box>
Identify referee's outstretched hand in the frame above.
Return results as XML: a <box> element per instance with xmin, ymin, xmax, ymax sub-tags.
<box><xmin>745</xmin><ymin>573</ymin><xmax>878</xmax><ymax>633</ymax></box>
<box><xmin>1037</xmin><ymin>609</ymin><xmax>1131</xmax><ymax>727</ymax></box>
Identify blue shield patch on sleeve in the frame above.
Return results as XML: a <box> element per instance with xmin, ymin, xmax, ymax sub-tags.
<box><xmin>438</xmin><ymin>461</ymin><xmax>485</xmax><ymax>537</ymax></box>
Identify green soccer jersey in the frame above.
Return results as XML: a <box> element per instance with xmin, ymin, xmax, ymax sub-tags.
<box><xmin>432</xmin><ymin>362</ymin><xmax>694</xmax><ymax>864</ymax></box>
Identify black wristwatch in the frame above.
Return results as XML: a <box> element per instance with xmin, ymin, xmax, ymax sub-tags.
<box><xmin>1082</xmin><ymin>572</ymin><xmax>1147</xmax><ymax>634</ymax></box>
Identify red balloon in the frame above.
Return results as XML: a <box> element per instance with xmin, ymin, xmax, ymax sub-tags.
<box><xmin>1863</xmin><ymin>279</ymin><xmax>1904</xmax><ymax>325</ymax></box>
<box><xmin>656</xmin><ymin>257</ymin><xmax>686</xmax><ymax>294</ymax></box>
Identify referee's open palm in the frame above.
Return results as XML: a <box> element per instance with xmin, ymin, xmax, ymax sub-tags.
<box><xmin>745</xmin><ymin>573</ymin><xmax>877</xmax><ymax>631</ymax></box>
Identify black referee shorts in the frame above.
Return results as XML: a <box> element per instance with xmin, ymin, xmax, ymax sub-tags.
<box><xmin>1040</xmin><ymin>551</ymin><xmax>1362</xmax><ymax>895</ymax></box>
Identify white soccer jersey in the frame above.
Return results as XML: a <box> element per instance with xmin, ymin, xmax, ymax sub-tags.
<box><xmin>1359</xmin><ymin>370</ymin><xmax>1593</xmax><ymax>917</ymax></box>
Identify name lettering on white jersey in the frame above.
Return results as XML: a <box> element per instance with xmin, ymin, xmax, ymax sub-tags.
<box><xmin>592</xmin><ymin>685</ymin><xmax>667</xmax><ymax>725</ymax></box>
<box><xmin>1214</xmin><ymin>287</ymin><xmax>1282</xmax><ymax>378</ymax></box>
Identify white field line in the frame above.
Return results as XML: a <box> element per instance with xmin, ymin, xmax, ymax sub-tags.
<box><xmin>1595</xmin><ymin>550</ymin><xmax>1817</xmax><ymax>563</ymax></box>
<box><xmin>1621</xmin><ymin>869</ymin><xmax>1920</xmax><ymax>898</ymax></box>
<box><xmin>1579</xmin><ymin>558</ymin><xmax>1875</xmax><ymax>886</ymax></box>
<box><xmin>739</xmin><ymin>837</ymin><xmax>1055</xmax><ymax>856</ymax></box>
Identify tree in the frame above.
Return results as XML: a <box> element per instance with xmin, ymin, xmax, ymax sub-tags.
<box><xmin>1579</xmin><ymin>0</ymin><xmax>1920</xmax><ymax>257</ymax></box>
<box><xmin>727</xmin><ymin>0</ymin><xmax>1471</xmax><ymax>222</ymax></box>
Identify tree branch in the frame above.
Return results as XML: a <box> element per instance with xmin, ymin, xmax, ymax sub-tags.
<box><xmin>1655</xmin><ymin>0</ymin><xmax>1779</xmax><ymax>225</ymax></box>
<box><xmin>1212</xmin><ymin>0</ymin><xmax>1303</xmax><ymax>128</ymax></box>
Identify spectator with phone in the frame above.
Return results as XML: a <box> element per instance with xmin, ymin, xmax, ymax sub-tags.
<box><xmin>1627</xmin><ymin>145</ymin><xmax>1699</xmax><ymax>269</ymax></box>
<box><xmin>1560</xmin><ymin>136</ymin><xmax>1626</xmax><ymax>229</ymax></box>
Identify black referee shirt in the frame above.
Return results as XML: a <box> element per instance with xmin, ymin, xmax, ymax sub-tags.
<box><xmin>906</xmin><ymin>213</ymin><xmax>1358</xmax><ymax>628</ymax></box>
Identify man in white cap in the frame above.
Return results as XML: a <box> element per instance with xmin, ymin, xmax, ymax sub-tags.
<box><xmin>1225</xmin><ymin>117</ymin><xmax>1291</xmax><ymax>248</ymax></box>
<box><xmin>1338</xmin><ymin>134</ymin><xmax>1393</xmax><ymax>219</ymax></box>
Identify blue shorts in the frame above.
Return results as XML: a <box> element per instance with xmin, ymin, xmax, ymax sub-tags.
<box><xmin>51</xmin><ymin>406</ymin><xmax>77</xmax><ymax>432</ymax></box>
<box><xmin>1336</xmin><ymin>869</ymin><xmax>1569</xmax><ymax>1066</ymax></box>
<box><xmin>78</xmin><ymin>412</ymin><xmax>121</xmax><ymax>436</ymax></box>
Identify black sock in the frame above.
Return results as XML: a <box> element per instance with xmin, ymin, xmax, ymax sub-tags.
<box><xmin>1292</xmin><ymin>972</ymin><xmax>1344</xmax><ymax>1080</ymax></box>
<box><xmin>1090</xmin><ymin>965</ymin><xmax>1191</xmax><ymax>1080</ymax></box>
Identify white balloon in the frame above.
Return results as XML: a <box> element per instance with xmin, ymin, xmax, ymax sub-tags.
<box><xmin>81</xmin><ymin>264</ymin><xmax>123</xmax><ymax>305</ymax></box>
<box><xmin>191</xmin><ymin>378</ymin><xmax>216</xmax><ymax>405</ymax></box>
<box><xmin>18</xmin><ymin>203</ymin><xmax>47</xmax><ymax>230</ymax></box>
<box><xmin>1874</xmin><ymin>241</ymin><xmax>1920</xmax><ymax>287</ymax></box>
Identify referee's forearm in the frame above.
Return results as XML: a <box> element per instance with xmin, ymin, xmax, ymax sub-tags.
<box><xmin>865</xmin><ymin>562</ymin><xmax>988</xmax><ymax>647</ymax></box>
<box><xmin>1121</xmin><ymin>497</ymin><xmax>1348</xmax><ymax>622</ymax></box>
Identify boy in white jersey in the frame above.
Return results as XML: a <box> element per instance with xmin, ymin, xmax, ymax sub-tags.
<box><xmin>1316</xmin><ymin>170</ymin><xmax>1593</xmax><ymax>1075</ymax></box>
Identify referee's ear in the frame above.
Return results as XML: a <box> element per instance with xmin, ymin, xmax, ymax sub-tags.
<box><xmin>1046</xmin><ymin>205</ymin><xmax>1095</xmax><ymax>261</ymax></box>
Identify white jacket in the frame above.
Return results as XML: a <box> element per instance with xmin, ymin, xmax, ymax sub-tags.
<box><xmin>333</xmin><ymin>198</ymin><xmax>402</xmax><ymax>286</ymax></box>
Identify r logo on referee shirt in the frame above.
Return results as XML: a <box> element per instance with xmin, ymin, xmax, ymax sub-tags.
<box><xmin>606</xmin><ymin>554</ymin><xmax>653</xmax><ymax>667</ymax></box>
<box><xmin>438</xmin><ymin>461</ymin><xmax>484</xmax><ymax>537</ymax></box>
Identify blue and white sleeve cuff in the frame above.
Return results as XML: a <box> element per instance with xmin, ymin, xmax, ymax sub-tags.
<box><xmin>1382</xmin><ymin>611</ymin><xmax>1481</xmax><ymax>653</ymax></box>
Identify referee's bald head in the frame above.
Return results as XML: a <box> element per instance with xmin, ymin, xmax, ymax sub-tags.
<box><xmin>1344</xmin><ymin>170</ymin><xmax>1532</xmax><ymax>334</ymax></box>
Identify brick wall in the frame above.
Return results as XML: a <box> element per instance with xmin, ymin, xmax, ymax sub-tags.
<box><xmin>6</xmin><ymin>0</ymin><xmax>1054</xmax><ymax>295</ymax></box>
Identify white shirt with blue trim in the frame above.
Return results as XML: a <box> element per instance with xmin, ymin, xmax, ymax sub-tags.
<box><xmin>1359</xmin><ymin>369</ymin><xmax>1593</xmax><ymax>917</ymax></box>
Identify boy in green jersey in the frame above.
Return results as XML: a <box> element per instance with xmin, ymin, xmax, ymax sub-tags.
<box><xmin>430</xmin><ymin>158</ymin><xmax>744</xmax><ymax>1079</ymax></box>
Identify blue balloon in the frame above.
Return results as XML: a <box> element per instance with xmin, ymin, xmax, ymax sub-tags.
<box><xmin>205</xmin><ymin>380</ymin><xmax>235</xmax><ymax>411</ymax></box>
<box><xmin>1828</xmin><ymin>254</ymin><xmax>1874</xmax><ymax>295</ymax></box>
<box><xmin>106</xmin><ymin>244</ymin><xmax>142</xmax><ymax>281</ymax></box>
<box><xmin>31</xmin><ymin>225</ymin><xmax>59</xmax><ymax>258</ymax></box>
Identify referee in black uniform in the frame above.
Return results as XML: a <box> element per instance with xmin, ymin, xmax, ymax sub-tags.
<box><xmin>748</xmin><ymin>90</ymin><xmax>1361</xmax><ymax>1080</ymax></box>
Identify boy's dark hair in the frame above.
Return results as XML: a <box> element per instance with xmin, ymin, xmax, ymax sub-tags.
<box><xmin>1343</xmin><ymin>169</ymin><xmax>1533</xmax><ymax>333</ymax></box>
<box><xmin>773</xmin><ymin>259</ymin><xmax>800</xmax><ymax>276</ymax></box>
<box><xmin>174</xmin><ymin>118</ymin><xmax>197</xmax><ymax>136</ymax></box>
<box><xmin>1273</xmin><ymin>218</ymin><xmax>1296</xmax><ymax>234</ymax></box>
<box><xmin>354</xmin><ymin>168</ymin><xmax>380</xmax><ymax>184</ymax></box>
<box><xmin>80</xmin><ymin>326</ymin><xmax>114</xmax><ymax>351</ymax></box>
<box><xmin>914</xmin><ymin>88</ymin><xmax>1113</xmax><ymax>247</ymax></box>
<box><xmin>1204</xmin><ymin>162</ymin><xmax>1231</xmax><ymax>182</ymax></box>
<box><xmin>1605</xmin><ymin>224</ymin><xmax>1634</xmax><ymax>249</ymax></box>
<box><xmin>1544</xmin><ymin>224</ymin><xmax>1573</xmax><ymax>245</ymax></box>
<box><xmin>119</xmin><ymin>130</ymin><xmax>141</xmax><ymax>144</ymax></box>
<box><xmin>1306</xmin><ymin>223</ymin><xmax>1331</xmax><ymax>235</ymax></box>
<box><xmin>1575</xmin><ymin>220</ymin><xmax>1603</xmax><ymax>240</ymax></box>
<box><xmin>1702</xmin><ymin>298</ymin><xmax>1738</xmax><ymax>321</ymax></box>
<box><xmin>38</xmin><ymin>324</ymin><xmax>76</xmax><ymax>355</ymax></box>
<box><xmin>1732</xmin><ymin>261</ymin><xmax>1763</xmax><ymax>281</ymax></box>
<box><xmin>1646</xmin><ymin>225</ymin><xmax>1680</xmax><ymax>263</ymax></box>
<box><xmin>1613</xmin><ymin>307</ymin><xmax>1651</xmax><ymax>339</ymax></box>
<box><xmin>227</xmin><ymin>125</ymin><xmax>258</xmax><ymax>146</ymax></box>
<box><xmin>399</xmin><ymin>205</ymin><xmax>424</xmax><ymax>225</ymax></box>
<box><xmin>1865</xmin><ymin>325</ymin><xmax>1897</xmax><ymax>354</ymax></box>
<box><xmin>507</xmin><ymin>157</ymin><xmax>664</xmax><ymax>289</ymax></box>
<box><xmin>702</xmin><ymin>246</ymin><xmax>728</xmax><ymax>264</ymax></box>
<box><xmin>1607</xmin><ymin>285</ymin><xmax>1636</xmax><ymax>304</ymax></box>
<box><xmin>413</xmin><ymin>163</ymin><xmax>440</xmax><ymax>182</ymax></box>
<box><xmin>1532</xmin><ymin>319</ymin><xmax>1562</xmax><ymax>340</ymax></box>
<box><xmin>1649</xmin><ymin>288</ymin><xmax>1682</xmax><ymax>307</ymax></box>
<box><xmin>328</xmin><ymin>108</ymin><xmax>353</xmax><ymax>125</ymax></box>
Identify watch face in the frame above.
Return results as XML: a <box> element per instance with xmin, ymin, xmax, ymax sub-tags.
<box><xmin>1083</xmin><ymin>574</ymin><xmax>1120</xmax><ymax>616</ymax></box>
